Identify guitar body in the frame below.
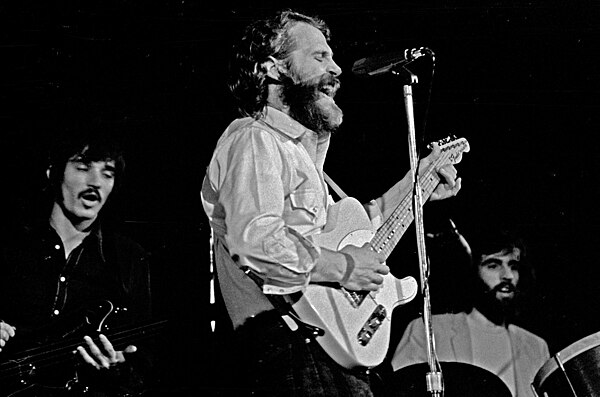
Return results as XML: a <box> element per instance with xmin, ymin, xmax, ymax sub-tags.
<box><xmin>293</xmin><ymin>197</ymin><xmax>418</xmax><ymax>369</ymax></box>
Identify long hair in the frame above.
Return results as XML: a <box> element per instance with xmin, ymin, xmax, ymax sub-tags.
<box><xmin>228</xmin><ymin>10</ymin><xmax>330</xmax><ymax>118</ymax></box>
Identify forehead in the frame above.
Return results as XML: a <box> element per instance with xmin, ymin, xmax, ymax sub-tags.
<box><xmin>480</xmin><ymin>248</ymin><xmax>521</xmax><ymax>264</ymax></box>
<box><xmin>288</xmin><ymin>22</ymin><xmax>331</xmax><ymax>55</ymax></box>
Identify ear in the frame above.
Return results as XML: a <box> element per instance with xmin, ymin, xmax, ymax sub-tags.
<box><xmin>259</xmin><ymin>56</ymin><xmax>287</xmax><ymax>81</ymax></box>
<box><xmin>46</xmin><ymin>167</ymin><xmax>51</xmax><ymax>180</ymax></box>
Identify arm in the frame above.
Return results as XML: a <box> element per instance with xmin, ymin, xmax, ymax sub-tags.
<box><xmin>76</xmin><ymin>239</ymin><xmax>152</xmax><ymax>393</ymax></box>
<box><xmin>310</xmin><ymin>244</ymin><xmax>389</xmax><ymax>292</ymax></box>
<box><xmin>373</xmin><ymin>143</ymin><xmax>462</xmax><ymax>222</ymax></box>
<box><xmin>209</xmin><ymin>127</ymin><xmax>388</xmax><ymax>292</ymax></box>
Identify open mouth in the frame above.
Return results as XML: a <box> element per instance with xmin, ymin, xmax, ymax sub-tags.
<box><xmin>320</xmin><ymin>85</ymin><xmax>336</xmax><ymax>98</ymax></box>
<box><xmin>81</xmin><ymin>191</ymin><xmax>101</xmax><ymax>204</ymax></box>
<box><xmin>496</xmin><ymin>284</ymin><xmax>516</xmax><ymax>295</ymax></box>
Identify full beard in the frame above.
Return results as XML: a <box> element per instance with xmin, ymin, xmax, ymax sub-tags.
<box><xmin>280</xmin><ymin>73</ymin><xmax>343</xmax><ymax>136</ymax></box>
<box><xmin>474</xmin><ymin>281</ymin><xmax>519</xmax><ymax>326</ymax></box>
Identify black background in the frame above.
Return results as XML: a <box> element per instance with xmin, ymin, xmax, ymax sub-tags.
<box><xmin>1</xmin><ymin>0</ymin><xmax>599</xmax><ymax>394</ymax></box>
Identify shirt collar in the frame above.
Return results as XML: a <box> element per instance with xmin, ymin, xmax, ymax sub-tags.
<box><xmin>43</xmin><ymin>220</ymin><xmax>106</xmax><ymax>262</ymax></box>
<box><xmin>261</xmin><ymin>106</ymin><xmax>331</xmax><ymax>168</ymax></box>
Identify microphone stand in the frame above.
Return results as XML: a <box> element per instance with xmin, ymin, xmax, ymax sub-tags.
<box><xmin>392</xmin><ymin>65</ymin><xmax>443</xmax><ymax>397</ymax></box>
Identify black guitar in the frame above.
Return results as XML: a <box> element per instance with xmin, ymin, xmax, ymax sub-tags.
<box><xmin>0</xmin><ymin>300</ymin><xmax>167</xmax><ymax>397</ymax></box>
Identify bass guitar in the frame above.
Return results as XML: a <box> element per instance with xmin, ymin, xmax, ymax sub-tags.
<box><xmin>0</xmin><ymin>300</ymin><xmax>167</xmax><ymax>396</ymax></box>
<box><xmin>293</xmin><ymin>137</ymin><xmax>470</xmax><ymax>369</ymax></box>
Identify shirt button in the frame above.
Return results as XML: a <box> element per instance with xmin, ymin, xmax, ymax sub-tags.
<box><xmin>53</xmin><ymin>310</ymin><xmax>60</xmax><ymax>315</ymax></box>
<box><xmin>54</xmin><ymin>245</ymin><xmax>61</xmax><ymax>250</ymax></box>
<box><xmin>60</xmin><ymin>276</ymin><xmax>66</xmax><ymax>282</ymax></box>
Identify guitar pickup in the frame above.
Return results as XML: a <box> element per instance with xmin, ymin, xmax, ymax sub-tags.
<box><xmin>357</xmin><ymin>305</ymin><xmax>387</xmax><ymax>346</ymax></box>
<box><xmin>343</xmin><ymin>289</ymin><xmax>368</xmax><ymax>308</ymax></box>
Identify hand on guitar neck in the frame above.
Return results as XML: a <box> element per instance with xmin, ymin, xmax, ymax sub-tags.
<box><xmin>376</xmin><ymin>141</ymin><xmax>462</xmax><ymax>221</ymax></box>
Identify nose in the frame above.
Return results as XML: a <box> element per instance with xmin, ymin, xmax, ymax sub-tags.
<box><xmin>86</xmin><ymin>169</ymin><xmax>102</xmax><ymax>187</ymax></box>
<box><xmin>327</xmin><ymin>58</ymin><xmax>342</xmax><ymax>77</ymax></box>
<box><xmin>500</xmin><ymin>264</ymin><xmax>515</xmax><ymax>281</ymax></box>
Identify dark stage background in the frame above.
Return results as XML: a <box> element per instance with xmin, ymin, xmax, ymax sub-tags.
<box><xmin>1</xmin><ymin>1</ymin><xmax>599</xmax><ymax>394</ymax></box>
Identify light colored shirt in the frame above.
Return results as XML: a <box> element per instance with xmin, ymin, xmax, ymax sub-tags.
<box><xmin>202</xmin><ymin>106</ymin><xmax>384</xmax><ymax>327</ymax></box>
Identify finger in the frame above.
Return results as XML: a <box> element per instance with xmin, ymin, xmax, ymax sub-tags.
<box><xmin>0</xmin><ymin>324</ymin><xmax>16</xmax><ymax>338</ymax></box>
<box><xmin>453</xmin><ymin>178</ymin><xmax>462</xmax><ymax>195</ymax></box>
<box><xmin>98</xmin><ymin>334</ymin><xmax>117</xmax><ymax>361</ymax></box>
<box><xmin>76</xmin><ymin>345</ymin><xmax>102</xmax><ymax>370</ymax></box>
<box><xmin>438</xmin><ymin>167</ymin><xmax>457</xmax><ymax>187</ymax></box>
<box><xmin>371</xmin><ymin>274</ymin><xmax>385</xmax><ymax>285</ymax></box>
<box><xmin>84</xmin><ymin>336</ymin><xmax>111</xmax><ymax>368</ymax></box>
<box><xmin>376</xmin><ymin>264</ymin><xmax>390</xmax><ymax>275</ymax></box>
<box><xmin>123</xmin><ymin>345</ymin><xmax>138</xmax><ymax>355</ymax></box>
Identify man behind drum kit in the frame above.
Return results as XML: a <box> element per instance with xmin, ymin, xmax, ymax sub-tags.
<box><xmin>391</xmin><ymin>227</ymin><xmax>550</xmax><ymax>397</ymax></box>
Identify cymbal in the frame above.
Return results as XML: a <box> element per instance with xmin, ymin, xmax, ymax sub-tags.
<box><xmin>384</xmin><ymin>362</ymin><xmax>512</xmax><ymax>397</ymax></box>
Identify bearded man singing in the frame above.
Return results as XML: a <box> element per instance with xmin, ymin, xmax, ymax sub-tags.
<box><xmin>201</xmin><ymin>9</ymin><xmax>462</xmax><ymax>396</ymax></box>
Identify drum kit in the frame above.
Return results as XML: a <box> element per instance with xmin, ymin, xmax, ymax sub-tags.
<box><xmin>385</xmin><ymin>331</ymin><xmax>600</xmax><ymax>397</ymax></box>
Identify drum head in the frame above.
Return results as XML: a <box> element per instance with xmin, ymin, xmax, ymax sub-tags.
<box><xmin>385</xmin><ymin>362</ymin><xmax>512</xmax><ymax>397</ymax></box>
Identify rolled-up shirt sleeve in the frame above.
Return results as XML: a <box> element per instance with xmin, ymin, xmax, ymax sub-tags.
<box><xmin>207</xmin><ymin>125</ymin><xmax>323</xmax><ymax>294</ymax></box>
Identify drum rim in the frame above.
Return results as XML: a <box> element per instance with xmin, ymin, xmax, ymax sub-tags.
<box><xmin>533</xmin><ymin>331</ymin><xmax>600</xmax><ymax>389</ymax></box>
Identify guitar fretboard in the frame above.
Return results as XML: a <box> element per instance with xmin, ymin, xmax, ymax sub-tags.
<box><xmin>370</xmin><ymin>140</ymin><xmax>467</xmax><ymax>259</ymax></box>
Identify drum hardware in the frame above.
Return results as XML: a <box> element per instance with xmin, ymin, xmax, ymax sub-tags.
<box><xmin>554</xmin><ymin>352</ymin><xmax>580</xmax><ymax>397</ymax></box>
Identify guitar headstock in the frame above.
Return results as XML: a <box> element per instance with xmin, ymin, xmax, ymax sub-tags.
<box><xmin>428</xmin><ymin>136</ymin><xmax>470</xmax><ymax>165</ymax></box>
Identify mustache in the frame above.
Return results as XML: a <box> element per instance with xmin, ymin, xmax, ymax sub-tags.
<box><xmin>492</xmin><ymin>281</ymin><xmax>517</xmax><ymax>292</ymax></box>
<box><xmin>488</xmin><ymin>281</ymin><xmax>517</xmax><ymax>294</ymax></box>
<box><xmin>315</xmin><ymin>73</ymin><xmax>341</xmax><ymax>95</ymax></box>
<box><xmin>281</xmin><ymin>73</ymin><xmax>341</xmax><ymax>104</ymax></box>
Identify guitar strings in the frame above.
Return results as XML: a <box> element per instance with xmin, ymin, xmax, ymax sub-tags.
<box><xmin>370</xmin><ymin>153</ymin><xmax>446</xmax><ymax>259</ymax></box>
<box><xmin>0</xmin><ymin>320</ymin><xmax>167</xmax><ymax>382</ymax></box>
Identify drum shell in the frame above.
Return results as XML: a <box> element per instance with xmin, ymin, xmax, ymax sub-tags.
<box><xmin>386</xmin><ymin>362</ymin><xmax>512</xmax><ymax>397</ymax></box>
<box><xmin>533</xmin><ymin>331</ymin><xmax>600</xmax><ymax>397</ymax></box>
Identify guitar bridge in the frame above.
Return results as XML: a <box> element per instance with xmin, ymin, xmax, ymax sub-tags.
<box><xmin>357</xmin><ymin>304</ymin><xmax>387</xmax><ymax>346</ymax></box>
<box><xmin>343</xmin><ymin>289</ymin><xmax>369</xmax><ymax>308</ymax></box>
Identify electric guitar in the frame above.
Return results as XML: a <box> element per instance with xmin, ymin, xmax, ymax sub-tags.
<box><xmin>0</xmin><ymin>301</ymin><xmax>167</xmax><ymax>397</ymax></box>
<box><xmin>292</xmin><ymin>137</ymin><xmax>470</xmax><ymax>369</ymax></box>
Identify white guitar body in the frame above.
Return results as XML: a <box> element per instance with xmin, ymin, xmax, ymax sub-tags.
<box><xmin>293</xmin><ymin>197</ymin><xmax>418</xmax><ymax>369</ymax></box>
<box><xmin>292</xmin><ymin>136</ymin><xmax>470</xmax><ymax>369</ymax></box>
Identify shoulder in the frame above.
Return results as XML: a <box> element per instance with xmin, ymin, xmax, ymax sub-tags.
<box><xmin>218</xmin><ymin>115</ymin><xmax>298</xmax><ymax>150</ymax></box>
<box><xmin>101</xmin><ymin>225</ymin><xmax>149</xmax><ymax>263</ymax></box>
<box><xmin>404</xmin><ymin>312</ymin><xmax>464</xmax><ymax>335</ymax></box>
<box><xmin>433</xmin><ymin>312</ymin><xmax>466</xmax><ymax>328</ymax></box>
<box><xmin>511</xmin><ymin>324</ymin><xmax>548</xmax><ymax>346</ymax></box>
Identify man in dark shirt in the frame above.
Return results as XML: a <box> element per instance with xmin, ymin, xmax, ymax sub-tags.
<box><xmin>0</xmin><ymin>130</ymin><xmax>152</xmax><ymax>396</ymax></box>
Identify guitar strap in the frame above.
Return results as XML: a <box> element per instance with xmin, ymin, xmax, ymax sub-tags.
<box><xmin>239</xmin><ymin>264</ymin><xmax>324</xmax><ymax>340</ymax></box>
<box><xmin>323</xmin><ymin>171</ymin><xmax>348</xmax><ymax>200</ymax></box>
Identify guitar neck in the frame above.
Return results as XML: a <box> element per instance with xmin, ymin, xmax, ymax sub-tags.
<box><xmin>369</xmin><ymin>157</ymin><xmax>446</xmax><ymax>260</ymax></box>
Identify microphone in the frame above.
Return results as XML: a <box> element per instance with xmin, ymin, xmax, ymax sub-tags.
<box><xmin>352</xmin><ymin>47</ymin><xmax>434</xmax><ymax>76</ymax></box>
<box><xmin>449</xmin><ymin>218</ymin><xmax>472</xmax><ymax>257</ymax></box>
